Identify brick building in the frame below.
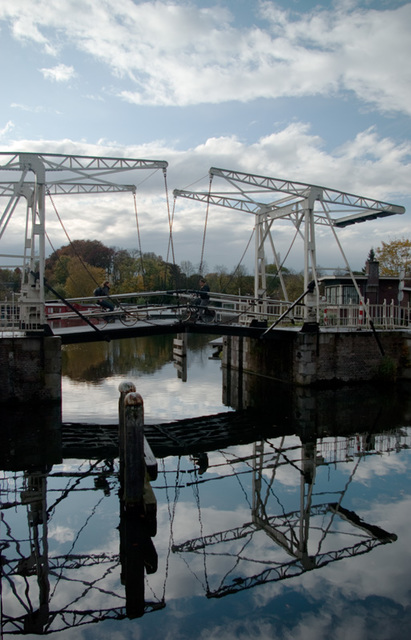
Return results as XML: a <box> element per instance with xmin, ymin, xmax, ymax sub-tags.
<box><xmin>320</xmin><ymin>259</ymin><xmax>411</xmax><ymax>306</ymax></box>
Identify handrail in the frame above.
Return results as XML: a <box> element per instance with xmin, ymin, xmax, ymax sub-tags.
<box><xmin>2</xmin><ymin>292</ymin><xmax>411</xmax><ymax>334</ymax></box>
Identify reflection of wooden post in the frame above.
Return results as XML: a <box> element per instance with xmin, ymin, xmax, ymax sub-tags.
<box><xmin>173</xmin><ymin>333</ymin><xmax>187</xmax><ymax>381</ymax></box>
<box><xmin>124</xmin><ymin>391</ymin><xmax>145</xmax><ymax>505</ymax></box>
<box><xmin>123</xmin><ymin>508</ymin><xmax>146</xmax><ymax>619</ymax></box>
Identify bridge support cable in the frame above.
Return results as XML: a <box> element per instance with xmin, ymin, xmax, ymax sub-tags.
<box><xmin>199</xmin><ymin>174</ymin><xmax>213</xmax><ymax>276</ymax></box>
<box><xmin>322</xmin><ymin>205</ymin><xmax>385</xmax><ymax>355</ymax></box>
<box><xmin>163</xmin><ymin>168</ymin><xmax>176</xmax><ymax>271</ymax></box>
<box><xmin>260</xmin><ymin>281</ymin><xmax>316</xmax><ymax>338</ymax></box>
<box><xmin>133</xmin><ymin>190</ymin><xmax>146</xmax><ymax>289</ymax></box>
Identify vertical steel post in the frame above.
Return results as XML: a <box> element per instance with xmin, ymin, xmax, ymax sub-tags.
<box><xmin>18</xmin><ymin>154</ymin><xmax>46</xmax><ymax>327</ymax></box>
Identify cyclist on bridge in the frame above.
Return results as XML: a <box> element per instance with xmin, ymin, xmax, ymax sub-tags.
<box><xmin>94</xmin><ymin>281</ymin><xmax>115</xmax><ymax>312</ymax></box>
<box><xmin>195</xmin><ymin>278</ymin><xmax>210</xmax><ymax>320</ymax></box>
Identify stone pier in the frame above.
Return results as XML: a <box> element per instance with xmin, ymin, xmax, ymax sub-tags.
<box><xmin>222</xmin><ymin>329</ymin><xmax>411</xmax><ymax>387</ymax></box>
<box><xmin>0</xmin><ymin>336</ymin><xmax>62</xmax><ymax>403</ymax></box>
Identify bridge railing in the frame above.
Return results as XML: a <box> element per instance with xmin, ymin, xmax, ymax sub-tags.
<box><xmin>0</xmin><ymin>299</ymin><xmax>45</xmax><ymax>335</ymax></box>
<box><xmin>320</xmin><ymin>300</ymin><xmax>411</xmax><ymax>329</ymax></box>
<box><xmin>2</xmin><ymin>290</ymin><xmax>410</xmax><ymax>334</ymax></box>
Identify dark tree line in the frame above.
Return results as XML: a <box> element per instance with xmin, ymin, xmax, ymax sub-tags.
<box><xmin>1</xmin><ymin>238</ymin><xmax>308</xmax><ymax>301</ymax></box>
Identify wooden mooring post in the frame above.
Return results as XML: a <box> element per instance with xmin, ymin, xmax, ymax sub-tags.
<box><xmin>121</xmin><ymin>389</ymin><xmax>145</xmax><ymax>505</ymax></box>
<box><xmin>118</xmin><ymin>381</ymin><xmax>136</xmax><ymax>466</ymax></box>
<box><xmin>117</xmin><ymin>382</ymin><xmax>158</xmax><ymax>618</ymax></box>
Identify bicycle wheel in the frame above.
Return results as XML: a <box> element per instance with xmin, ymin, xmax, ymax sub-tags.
<box><xmin>180</xmin><ymin>306</ymin><xmax>194</xmax><ymax>322</ymax></box>
<box><xmin>120</xmin><ymin>311</ymin><xmax>138</xmax><ymax>326</ymax></box>
<box><xmin>202</xmin><ymin>309</ymin><xmax>215</xmax><ymax>324</ymax></box>
<box><xmin>90</xmin><ymin>313</ymin><xmax>108</xmax><ymax>328</ymax></box>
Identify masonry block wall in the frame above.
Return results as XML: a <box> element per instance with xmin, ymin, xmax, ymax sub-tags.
<box><xmin>0</xmin><ymin>336</ymin><xmax>62</xmax><ymax>403</ymax></box>
<box><xmin>223</xmin><ymin>330</ymin><xmax>411</xmax><ymax>386</ymax></box>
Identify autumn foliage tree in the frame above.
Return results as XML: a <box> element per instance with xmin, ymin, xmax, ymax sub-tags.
<box><xmin>64</xmin><ymin>258</ymin><xmax>106</xmax><ymax>298</ymax></box>
<box><xmin>0</xmin><ymin>268</ymin><xmax>21</xmax><ymax>300</ymax></box>
<box><xmin>45</xmin><ymin>240</ymin><xmax>114</xmax><ymax>284</ymax></box>
<box><xmin>374</xmin><ymin>238</ymin><xmax>411</xmax><ymax>276</ymax></box>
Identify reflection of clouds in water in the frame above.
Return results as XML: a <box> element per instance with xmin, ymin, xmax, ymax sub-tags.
<box><xmin>198</xmin><ymin>605</ymin><xmax>409</xmax><ymax>640</ymax></box>
<box><xmin>48</xmin><ymin>524</ymin><xmax>75</xmax><ymax>543</ymax></box>
<box><xmin>5</xmin><ymin>446</ymin><xmax>409</xmax><ymax>640</ymax></box>
<box><xmin>159</xmin><ymin>450</ymin><xmax>411</xmax><ymax>613</ymax></box>
<box><xmin>341</xmin><ymin>452</ymin><xmax>408</xmax><ymax>483</ymax></box>
<box><xmin>212</xmin><ymin>438</ymin><xmax>303</xmax><ymax>489</ymax></box>
<box><xmin>249</xmin><ymin>496</ymin><xmax>411</xmax><ymax>620</ymax></box>
<box><xmin>62</xmin><ymin>358</ymin><xmax>227</xmax><ymax>423</ymax></box>
<box><xmin>150</xmin><ymin>500</ymin><xmax>254</xmax><ymax>599</ymax></box>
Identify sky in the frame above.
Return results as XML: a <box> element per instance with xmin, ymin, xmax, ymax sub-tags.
<box><xmin>0</xmin><ymin>0</ymin><xmax>411</xmax><ymax>276</ymax></box>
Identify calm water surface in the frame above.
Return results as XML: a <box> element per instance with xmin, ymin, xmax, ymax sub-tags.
<box><xmin>1</xmin><ymin>334</ymin><xmax>411</xmax><ymax>639</ymax></box>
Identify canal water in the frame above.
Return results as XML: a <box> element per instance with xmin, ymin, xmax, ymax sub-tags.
<box><xmin>1</xmin><ymin>333</ymin><xmax>411</xmax><ymax>639</ymax></box>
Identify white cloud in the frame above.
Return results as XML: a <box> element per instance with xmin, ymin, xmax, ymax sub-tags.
<box><xmin>0</xmin><ymin>0</ymin><xmax>410</xmax><ymax>112</ymax></box>
<box><xmin>40</xmin><ymin>63</ymin><xmax>76</xmax><ymax>82</ymax></box>
<box><xmin>1</xmin><ymin>122</ymin><xmax>410</xmax><ymax>272</ymax></box>
<box><xmin>0</xmin><ymin>120</ymin><xmax>14</xmax><ymax>136</ymax></box>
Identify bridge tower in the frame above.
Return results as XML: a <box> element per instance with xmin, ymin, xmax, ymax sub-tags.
<box><xmin>174</xmin><ymin>168</ymin><xmax>405</xmax><ymax>319</ymax></box>
<box><xmin>0</xmin><ymin>151</ymin><xmax>168</xmax><ymax>332</ymax></box>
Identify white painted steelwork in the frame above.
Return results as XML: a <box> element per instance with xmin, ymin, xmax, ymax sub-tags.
<box><xmin>0</xmin><ymin>152</ymin><xmax>168</xmax><ymax>330</ymax></box>
<box><xmin>174</xmin><ymin>167</ymin><xmax>405</xmax><ymax>319</ymax></box>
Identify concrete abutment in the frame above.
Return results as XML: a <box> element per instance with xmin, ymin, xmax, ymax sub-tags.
<box><xmin>222</xmin><ymin>330</ymin><xmax>411</xmax><ymax>387</ymax></box>
<box><xmin>0</xmin><ymin>336</ymin><xmax>62</xmax><ymax>403</ymax></box>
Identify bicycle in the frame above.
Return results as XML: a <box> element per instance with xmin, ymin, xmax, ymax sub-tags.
<box><xmin>93</xmin><ymin>304</ymin><xmax>140</xmax><ymax>327</ymax></box>
<box><xmin>180</xmin><ymin>300</ymin><xmax>216</xmax><ymax>324</ymax></box>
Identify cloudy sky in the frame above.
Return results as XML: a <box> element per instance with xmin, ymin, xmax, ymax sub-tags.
<box><xmin>0</xmin><ymin>0</ymin><xmax>410</xmax><ymax>275</ymax></box>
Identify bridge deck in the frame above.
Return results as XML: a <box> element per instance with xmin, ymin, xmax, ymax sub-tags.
<box><xmin>50</xmin><ymin>316</ymin><xmax>296</xmax><ymax>343</ymax></box>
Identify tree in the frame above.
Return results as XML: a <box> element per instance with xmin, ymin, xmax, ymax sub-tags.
<box><xmin>111</xmin><ymin>249</ymin><xmax>141</xmax><ymax>293</ymax></box>
<box><xmin>180</xmin><ymin>261</ymin><xmax>196</xmax><ymax>279</ymax></box>
<box><xmin>374</xmin><ymin>238</ymin><xmax>411</xmax><ymax>276</ymax></box>
<box><xmin>64</xmin><ymin>258</ymin><xmax>106</xmax><ymax>298</ymax></box>
<box><xmin>46</xmin><ymin>239</ymin><xmax>114</xmax><ymax>284</ymax></box>
<box><xmin>0</xmin><ymin>268</ymin><xmax>21</xmax><ymax>300</ymax></box>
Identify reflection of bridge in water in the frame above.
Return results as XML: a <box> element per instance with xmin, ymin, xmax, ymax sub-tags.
<box><xmin>1</xmin><ymin>381</ymin><xmax>410</xmax><ymax>635</ymax></box>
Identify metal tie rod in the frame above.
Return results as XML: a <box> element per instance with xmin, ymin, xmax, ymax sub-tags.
<box><xmin>260</xmin><ymin>281</ymin><xmax>315</xmax><ymax>338</ymax></box>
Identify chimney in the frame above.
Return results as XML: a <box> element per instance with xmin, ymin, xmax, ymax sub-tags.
<box><xmin>365</xmin><ymin>258</ymin><xmax>379</xmax><ymax>303</ymax></box>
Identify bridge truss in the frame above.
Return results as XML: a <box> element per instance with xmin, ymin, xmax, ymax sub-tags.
<box><xmin>174</xmin><ymin>167</ymin><xmax>405</xmax><ymax>314</ymax></box>
<box><xmin>0</xmin><ymin>152</ymin><xmax>168</xmax><ymax>328</ymax></box>
<box><xmin>171</xmin><ymin>433</ymin><xmax>400</xmax><ymax>599</ymax></box>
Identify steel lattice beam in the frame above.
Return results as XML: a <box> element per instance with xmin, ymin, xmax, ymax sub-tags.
<box><xmin>209</xmin><ymin>167</ymin><xmax>405</xmax><ymax>217</ymax></box>
<box><xmin>206</xmin><ymin>537</ymin><xmax>394</xmax><ymax>599</ymax></box>
<box><xmin>1</xmin><ymin>602</ymin><xmax>165</xmax><ymax>635</ymax></box>
<box><xmin>172</xmin><ymin>504</ymin><xmax>331</xmax><ymax>553</ymax></box>
<box><xmin>0</xmin><ymin>182</ymin><xmax>136</xmax><ymax>197</ymax></box>
<box><xmin>0</xmin><ymin>152</ymin><xmax>167</xmax><ymax>173</ymax></box>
